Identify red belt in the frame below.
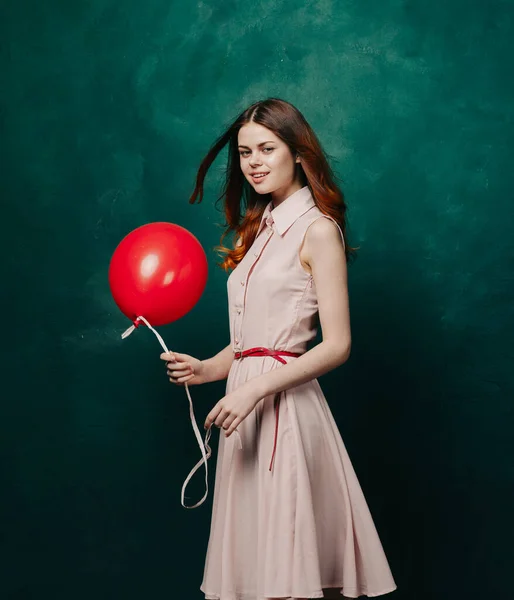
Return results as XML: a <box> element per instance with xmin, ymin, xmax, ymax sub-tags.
<box><xmin>233</xmin><ymin>346</ymin><xmax>302</xmax><ymax>471</ymax></box>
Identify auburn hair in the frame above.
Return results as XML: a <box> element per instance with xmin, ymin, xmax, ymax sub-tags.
<box><xmin>189</xmin><ymin>97</ymin><xmax>356</xmax><ymax>271</ymax></box>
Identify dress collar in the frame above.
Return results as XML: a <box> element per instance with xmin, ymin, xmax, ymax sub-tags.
<box><xmin>257</xmin><ymin>186</ymin><xmax>315</xmax><ymax>236</ymax></box>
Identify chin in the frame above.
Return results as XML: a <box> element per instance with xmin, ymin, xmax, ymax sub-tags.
<box><xmin>248</xmin><ymin>180</ymin><xmax>272</xmax><ymax>195</ymax></box>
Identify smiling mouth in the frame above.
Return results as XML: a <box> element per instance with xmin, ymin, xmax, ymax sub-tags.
<box><xmin>251</xmin><ymin>172</ymin><xmax>270</xmax><ymax>183</ymax></box>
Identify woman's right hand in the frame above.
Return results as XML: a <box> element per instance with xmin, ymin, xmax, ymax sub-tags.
<box><xmin>160</xmin><ymin>351</ymin><xmax>207</xmax><ymax>386</ymax></box>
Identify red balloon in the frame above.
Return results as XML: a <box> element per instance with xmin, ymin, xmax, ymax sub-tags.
<box><xmin>108</xmin><ymin>222</ymin><xmax>208</xmax><ymax>326</ymax></box>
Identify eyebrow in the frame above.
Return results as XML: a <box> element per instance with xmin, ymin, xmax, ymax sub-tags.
<box><xmin>237</xmin><ymin>141</ymin><xmax>276</xmax><ymax>149</ymax></box>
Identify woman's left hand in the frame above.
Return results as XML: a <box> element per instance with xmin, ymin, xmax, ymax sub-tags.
<box><xmin>204</xmin><ymin>385</ymin><xmax>261</xmax><ymax>437</ymax></box>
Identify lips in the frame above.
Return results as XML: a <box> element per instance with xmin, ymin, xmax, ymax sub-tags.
<box><xmin>250</xmin><ymin>172</ymin><xmax>270</xmax><ymax>184</ymax></box>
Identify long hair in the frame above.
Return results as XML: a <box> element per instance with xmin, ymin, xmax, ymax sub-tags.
<box><xmin>189</xmin><ymin>98</ymin><xmax>357</xmax><ymax>271</ymax></box>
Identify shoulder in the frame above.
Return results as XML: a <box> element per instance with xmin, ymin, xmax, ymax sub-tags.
<box><xmin>303</xmin><ymin>215</ymin><xmax>343</xmax><ymax>249</ymax></box>
<box><xmin>305</xmin><ymin>215</ymin><xmax>340</xmax><ymax>239</ymax></box>
<box><xmin>300</xmin><ymin>214</ymin><xmax>345</xmax><ymax>269</ymax></box>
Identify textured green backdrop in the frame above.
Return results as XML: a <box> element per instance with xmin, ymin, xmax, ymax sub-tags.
<box><xmin>1</xmin><ymin>1</ymin><xmax>513</xmax><ymax>598</ymax></box>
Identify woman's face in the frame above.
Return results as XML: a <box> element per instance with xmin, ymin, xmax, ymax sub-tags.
<box><xmin>237</xmin><ymin>122</ymin><xmax>302</xmax><ymax>203</ymax></box>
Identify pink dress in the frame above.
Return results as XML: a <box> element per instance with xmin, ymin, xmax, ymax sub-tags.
<box><xmin>200</xmin><ymin>186</ymin><xmax>397</xmax><ymax>600</ymax></box>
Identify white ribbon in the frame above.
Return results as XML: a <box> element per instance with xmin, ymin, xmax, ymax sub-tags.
<box><xmin>121</xmin><ymin>316</ymin><xmax>242</xmax><ymax>509</ymax></box>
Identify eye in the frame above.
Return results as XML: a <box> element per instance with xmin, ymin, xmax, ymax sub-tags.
<box><xmin>239</xmin><ymin>150</ymin><xmax>251</xmax><ymax>157</ymax></box>
<box><xmin>263</xmin><ymin>147</ymin><xmax>274</xmax><ymax>153</ymax></box>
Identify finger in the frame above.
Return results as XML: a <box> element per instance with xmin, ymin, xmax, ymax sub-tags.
<box><xmin>167</xmin><ymin>369</ymin><xmax>194</xmax><ymax>382</ymax></box>
<box><xmin>175</xmin><ymin>373</ymin><xmax>194</xmax><ymax>384</ymax></box>
<box><xmin>167</xmin><ymin>358</ymin><xmax>192</xmax><ymax>370</ymax></box>
<box><xmin>225</xmin><ymin>416</ymin><xmax>242</xmax><ymax>437</ymax></box>
<box><xmin>205</xmin><ymin>405</ymin><xmax>222</xmax><ymax>430</ymax></box>
<box><xmin>160</xmin><ymin>352</ymin><xmax>176</xmax><ymax>362</ymax></box>
<box><xmin>167</xmin><ymin>361</ymin><xmax>186</xmax><ymax>372</ymax></box>
<box><xmin>167</xmin><ymin>360</ymin><xmax>192</xmax><ymax>369</ymax></box>
<box><xmin>168</xmin><ymin>368</ymin><xmax>193</xmax><ymax>381</ymax></box>
<box><xmin>214</xmin><ymin>408</ymin><xmax>230</xmax><ymax>429</ymax></box>
<box><xmin>167</xmin><ymin>364</ymin><xmax>192</xmax><ymax>376</ymax></box>
<box><xmin>221</xmin><ymin>413</ymin><xmax>238</xmax><ymax>434</ymax></box>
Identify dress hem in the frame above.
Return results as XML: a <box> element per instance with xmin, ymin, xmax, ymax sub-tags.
<box><xmin>201</xmin><ymin>583</ymin><xmax>398</xmax><ymax>599</ymax></box>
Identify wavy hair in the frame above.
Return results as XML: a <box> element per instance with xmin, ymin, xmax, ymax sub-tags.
<box><xmin>189</xmin><ymin>98</ymin><xmax>356</xmax><ymax>270</ymax></box>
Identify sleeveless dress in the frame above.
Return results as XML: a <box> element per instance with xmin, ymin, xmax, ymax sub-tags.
<box><xmin>200</xmin><ymin>186</ymin><xmax>397</xmax><ymax>600</ymax></box>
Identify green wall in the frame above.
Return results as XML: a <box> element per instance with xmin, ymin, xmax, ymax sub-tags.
<box><xmin>1</xmin><ymin>1</ymin><xmax>513</xmax><ymax>598</ymax></box>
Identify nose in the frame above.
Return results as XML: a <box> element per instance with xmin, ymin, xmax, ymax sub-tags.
<box><xmin>249</xmin><ymin>152</ymin><xmax>262</xmax><ymax>168</ymax></box>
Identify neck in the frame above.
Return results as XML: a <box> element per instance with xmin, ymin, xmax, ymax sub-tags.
<box><xmin>271</xmin><ymin>181</ymin><xmax>304</xmax><ymax>207</ymax></box>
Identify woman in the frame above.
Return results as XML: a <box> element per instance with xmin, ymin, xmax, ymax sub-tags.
<box><xmin>160</xmin><ymin>98</ymin><xmax>397</xmax><ymax>599</ymax></box>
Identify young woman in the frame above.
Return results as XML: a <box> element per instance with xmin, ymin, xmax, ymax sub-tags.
<box><xmin>160</xmin><ymin>98</ymin><xmax>397</xmax><ymax>599</ymax></box>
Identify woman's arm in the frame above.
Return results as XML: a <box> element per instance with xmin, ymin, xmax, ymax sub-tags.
<box><xmin>202</xmin><ymin>342</ymin><xmax>235</xmax><ymax>383</ymax></box>
<box><xmin>160</xmin><ymin>342</ymin><xmax>234</xmax><ymax>385</ymax></box>
<box><xmin>245</xmin><ymin>217</ymin><xmax>351</xmax><ymax>399</ymax></box>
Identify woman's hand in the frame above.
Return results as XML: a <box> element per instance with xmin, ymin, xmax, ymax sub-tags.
<box><xmin>204</xmin><ymin>384</ymin><xmax>261</xmax><ymax>437</ymax></box>
<box><xmin>160</xmin><ymin>351</ymin><xmax>207</xmax><ymax>386</ymax></box>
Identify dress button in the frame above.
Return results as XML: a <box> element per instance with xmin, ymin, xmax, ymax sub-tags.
<box><xmin>237</xmin><ymin>309</ymin><xmax>241</xmax><ymax>315</ymax></box>
<box><xmin>240</xmin><ymin>281</ymin><xmax>245</xmax><ymax>286</ymax></box>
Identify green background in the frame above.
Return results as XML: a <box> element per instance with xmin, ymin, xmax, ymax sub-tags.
<box><xmin>1</xmin><ymin>1</ymin><xmax>513</xmax><ymax>598</ymax></box>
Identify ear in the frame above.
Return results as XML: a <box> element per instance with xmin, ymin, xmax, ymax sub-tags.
<box><xmin>295</xmin><ymin>155</ymin><xmax>301</xmax><ymax>163</ymax></box>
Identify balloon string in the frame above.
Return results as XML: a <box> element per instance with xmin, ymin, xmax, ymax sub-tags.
<box><xmin>121</xmin><ymin>316</ymin><xmax>242</xmax><ymax>509</ymax></box>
